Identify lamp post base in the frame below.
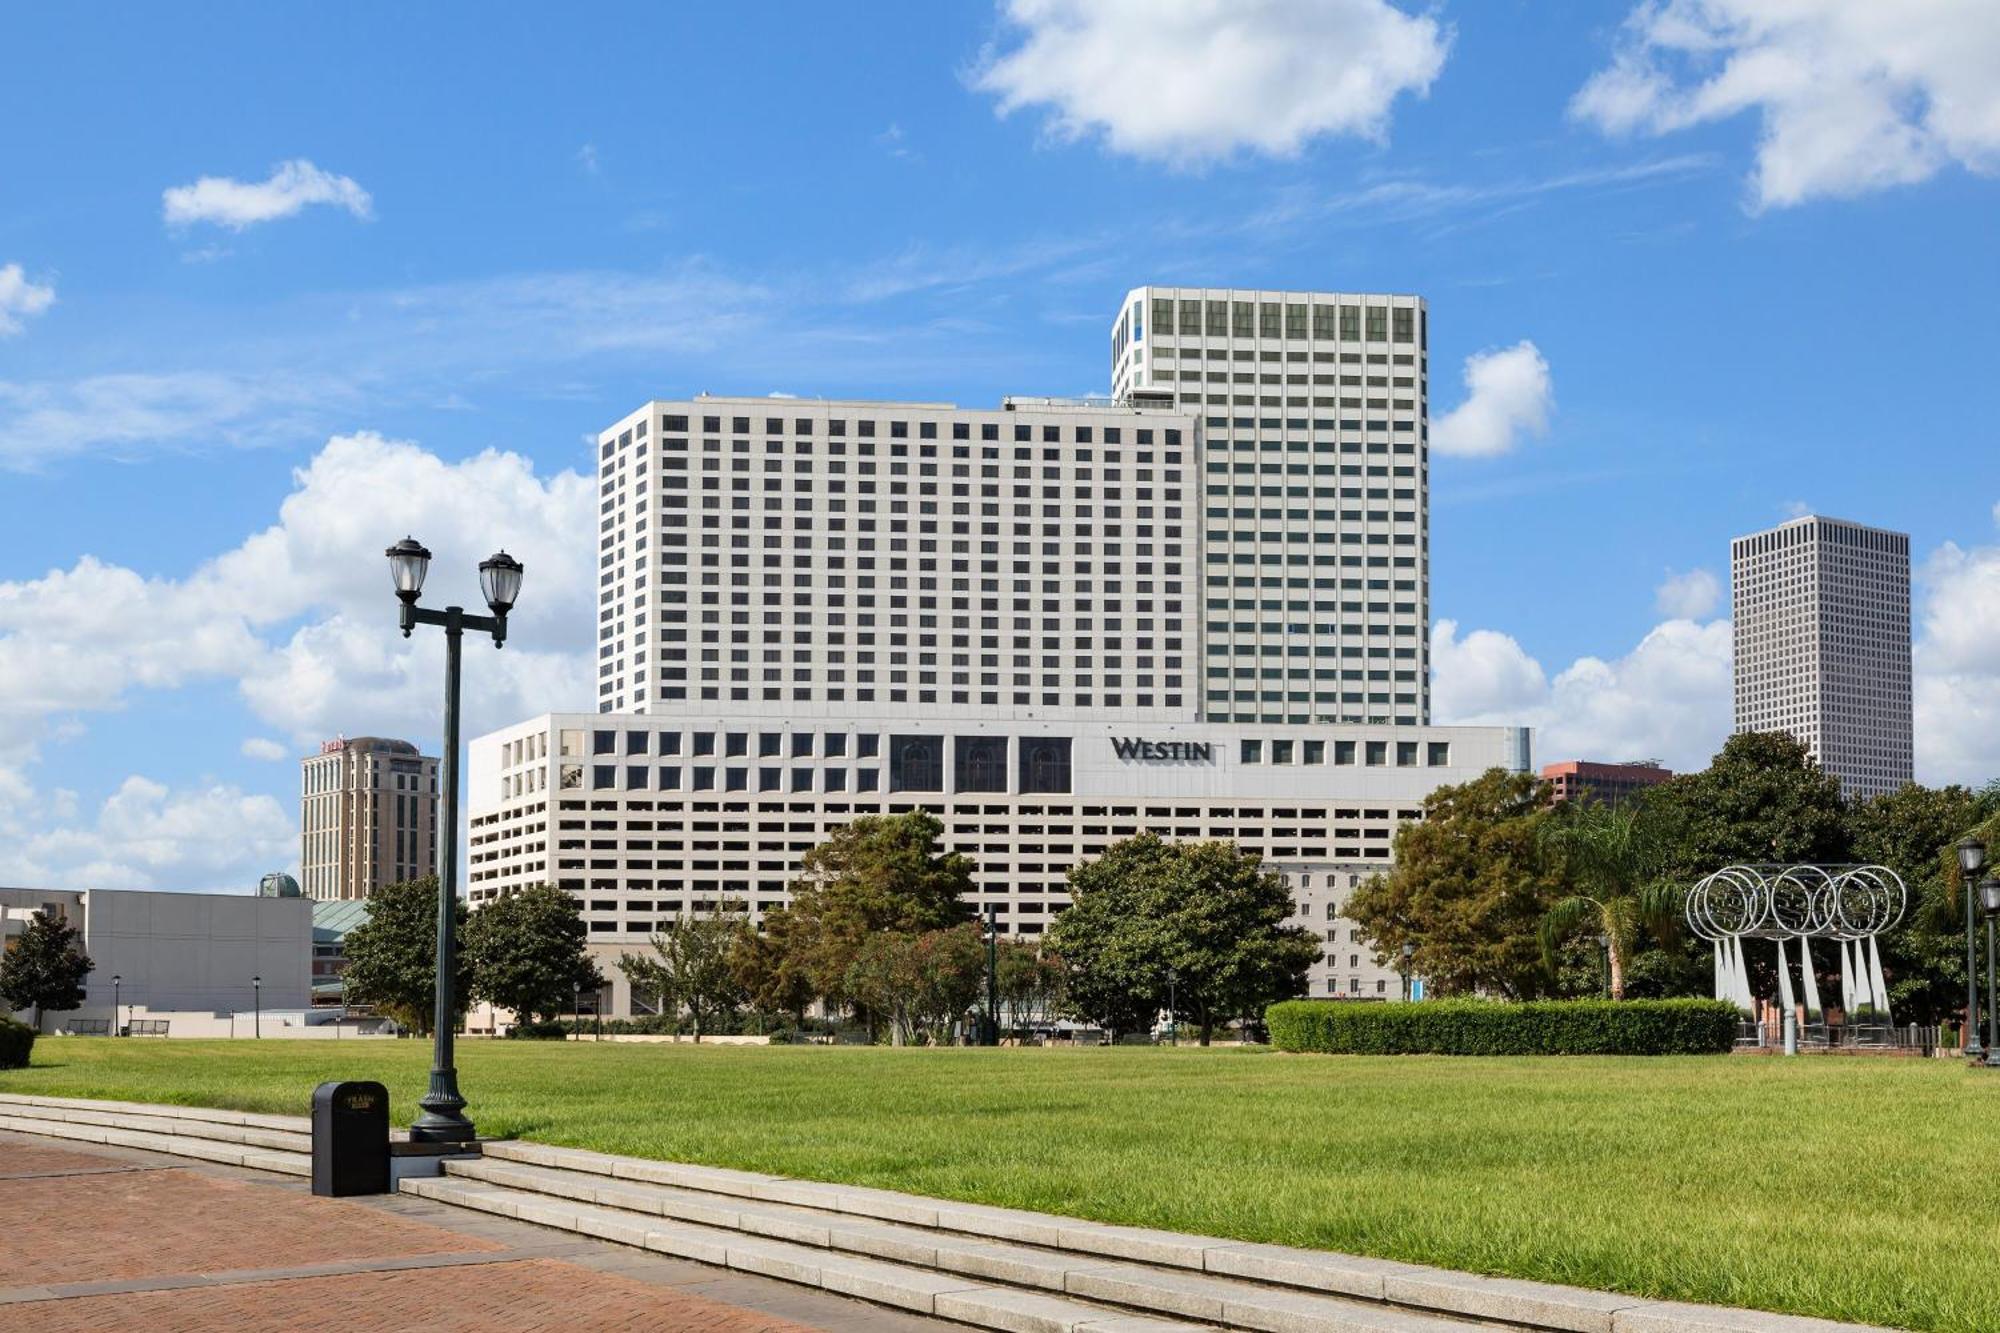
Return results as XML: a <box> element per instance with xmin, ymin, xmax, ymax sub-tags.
<box><xmin>409</xmin><ymin>1072</ymin><xmax>476</xmax><ymax>1143</ymax></box>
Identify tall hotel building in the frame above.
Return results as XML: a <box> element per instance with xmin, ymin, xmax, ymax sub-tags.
<box><xmin>470</xmin><ymin>288</ymin><xmax>1529</xmax><ymax>1015</ymax></box>
<box><xmin>1731</xmin><ymin>514</ymin><xmax>1912</xmax><ymax>800</ymax></box>
<box><xmin>300</xmin><ymin>736</ymin><xmax>439</xmax><ymax>901</ymax></box>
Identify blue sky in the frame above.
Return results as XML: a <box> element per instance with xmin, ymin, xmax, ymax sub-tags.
<box><xmin>2</xmin><ymin>1</ymin><xmax>1997</xmax><ymax>891</ymax></box>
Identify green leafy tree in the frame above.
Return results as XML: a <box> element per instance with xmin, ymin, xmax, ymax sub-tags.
<box><xmin>620</xmin><ymin>903</ymin><xmax>750</xmax><ymax>1041</ymax></box>
<box><xmin>1851</xmin><ymin>781</ymin><xmax>2000</xmax><ymax>1025</ymax></box>
<box><xmin>995</xmin><ymin>938</ymin><xmax>1066</xmax><ymax>1030</ymax></box>
<box><xmin>1347</xmin><ymin>769</ymin><xmax>1565</xmax><ymax>999</ymax></box>
<box><xmin>1049</xmin><ymin>833</ymin><xmax>1320</xmax><ymax>1044</ymax></box>
<box><xmin>730</xmin><ymin>921</ymin><xmax>816</xmax><ymax>1030</ymax></box>
<box><xmin>0</xmin><ymin>909</ymin><xmax>93</xmax><ymax>1032</ymax></box>
<box><xmin>463</xmin><ymin>883</ymin><xmax>602</xmax><ymax>1026</ymax></box>
<box><xmin>1647</xmin><ymin>732</ymin><xmax>1851</xmax><ymax>881</ymax></box>
<box><xmin>764</xmin><ymin>811</ymin><xmax>974</xmax><ymax>1018</ymax></box>
<box><xmin>1538</xmin><ymin>801</ymin><xmax>1681</xmax><ymax>1000</ymax></box>
<box><xmin>329</xmin><ymin>877</ymin><xmax>472</xmax><ymax>1035</ymax></box>
<box><xmin>844</xmin><ymin>924</ymin><xmax>985</xmax><ymax>1046</ymax></box>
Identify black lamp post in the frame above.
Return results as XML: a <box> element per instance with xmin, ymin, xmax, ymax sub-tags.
<box><xmin>1165</xmin><ymin>967</ymin><xmax>1178</xmax><ymax>1046</ymax></box>
<box><xmin>387</xmin><ymin>536</ymin><xmax>524</xmax><ymax>1143</ymax></box>
<box><xmin>1959</xmin><ymin>837</ymin><xmax>1987</xmax><ymax>1059</ymax></box>
<box><xmin>1982</xmin><ymin>877</ymin><xmax>2000</xmax><ymax>1069</ymax></box>
<box><xmin>1399</xmin><ymin>942</ymin><xmax>1414</xmax><ymax>1002</ymax></box>
<box><xmin>573</xmin><ymin>980</ymin><xmax>582</xmax><ymax>1040</ymax></box>
<box><xmin>252</xmin><ymin>975</ymin><xmax>261</xmax><ymax>1039</ymax></box>
<box><xmin>111</xmin><ymin>974</ymin><xmax>120</xmax><ymax>1036</ymax></box>
<box><xmin>983</xmin><ymin>905</ymin><xmax>1000</xmax><ymax>1047</ymax></box>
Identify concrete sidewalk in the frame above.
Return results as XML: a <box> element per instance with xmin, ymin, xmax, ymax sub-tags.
<box><xmin>0</xmin><ymin>1130</ymin><xmax>951</xmax><ymax>1332</ymax></box>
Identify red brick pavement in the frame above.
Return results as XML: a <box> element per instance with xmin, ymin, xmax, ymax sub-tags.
<box><xmin>0</xmin><ymin>1142</ymin><xmax>123</xmax><ymax>1178</ymax></box>
<box><xmin>0</xmin><ymin>1167</ymin><xmax>503</xmax><ymax>1285</ymax></box>
<box><xmin>3</xmin><ymin>1259</ymin><xmax>821</xmax><ymax>1333</ymax></box>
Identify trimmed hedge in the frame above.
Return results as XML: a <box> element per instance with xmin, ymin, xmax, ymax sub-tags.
<box><xmin>1266</xmin><ymin>998</ymin><xmax>1740</xmax><ymax>1056</ymax></box>
<box><xmin>0</xmin><ymin>1016</ymin><xmax>34</xmax><ymax>1069</ymax></box>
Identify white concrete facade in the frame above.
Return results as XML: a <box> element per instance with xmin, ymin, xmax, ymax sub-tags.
<box><xmin>1111</xmin><ymin>286</ymin><xmax>1430</xmax><ymax>726</ymax></box>
<box><xmin>468</xmin><ymin>713</ymin><xmax>1529</xmax><ymax>1016</ymax></box>
<box><xmin>1</xmin><ymin>886</ymin><xmax>311</xmax><ymax>1031</ymax></box>
<box><xmin>1730</xmin><ymin>515</ymin><xmax>1912</xmax><ymax>800</ymax></box>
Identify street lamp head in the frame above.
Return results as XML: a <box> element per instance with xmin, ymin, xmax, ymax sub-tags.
<box><xmin>386</xmin><ymin>537</ymin><xmax>432</xmax><ymax>604</ymax></box>
<box><xmin>1400</xmin><ymin>942</ymin><xmax>1415</xmax><ymax>961</ymax></box>
<box><xmin>1958</xmin><ymin>836</ymin><xmax>1987</xmax><ymax>877</ymax></box>
<box><xmin>252</xmin><ymin>975</ymin><xmax>261</xmax><ymax>986</ymax></box>
<box><xmin>479</xmin><ymin>550</ymin><xmax>524</xmax><ymax>616</ymax></box>
<box><xmin>1981</xmin><ymin>877</ymin><xmax>2000</xmax><ymax>919</ymax></box>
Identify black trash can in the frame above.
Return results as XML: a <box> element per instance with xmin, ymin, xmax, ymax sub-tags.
<box><xmin>311</xmin><ymin>1080</ymin><xmax>389</xmax><ymax>1197</ymax></box>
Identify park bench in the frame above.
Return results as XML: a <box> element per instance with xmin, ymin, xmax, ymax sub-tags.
<box><xmin>64</xmin><ymin>1018</ymin><xmax>110</xmax><ymax>1036</ymax></box>
<box><xmin>127</xmin><ymin>1019</ymin><xmax>170</xmax><ymax>1037</ymax></box>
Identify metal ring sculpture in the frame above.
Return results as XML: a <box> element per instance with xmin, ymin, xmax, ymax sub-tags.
<box><xmin>1684</xmin><ymin>865</ymin><xmax>1906</xmax><ymax>1023</ymax></box>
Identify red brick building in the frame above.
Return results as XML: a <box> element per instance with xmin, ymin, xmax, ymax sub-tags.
<box><xmin>1540</xmin><ymin>759</ymin><xmax>1673</xmax><ymax>805</ymax></box>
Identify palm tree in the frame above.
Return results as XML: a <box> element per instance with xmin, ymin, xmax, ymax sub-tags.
<box><xmin>1538</xmin><ymin>801</ymin><xmax>1680</xmax><ymax>1000</ymax></box>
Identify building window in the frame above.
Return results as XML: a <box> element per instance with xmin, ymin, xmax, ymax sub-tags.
<box><xmin>1427</xmin><ymin>741</ymin><xmax>1450</xmax><ymax>766</ymax></box>
<box><xmin>890</xmin><ymin>735</ymin><xmax>944</xmax><ymax>792</ymax></box>
<box><xmin>1396</xmin><ymin>741</ymin><xmax>1418</xmax><ymax>767</ymax></box>
<box><xmin>955</xmin><ymin>736</ymin><xmax>1009</xmax><ymax>793</ymax></box>
<box><xmin>1018</xmin><ymin>738</ymin><xmax>1073</xmax><ymax>794</ymax></box>
<box><xmin>1241</xmin><ymin>739</ymin><xmax>1263</xmax><ymax>764</ymax></box>
<box><xmin>592</xmin><ymin>765</ymin><xmax>616</xmax><ymax>789</ymax></box>
<box><xmin>1365</xmin><ymin>741</ymin><xmax>1387</xmax><ymax>766</ymax></box>
<box><xmin>1271</xmin><ymin>739</ymin><xmax>1294</xmax><ymax>764</ymax></box>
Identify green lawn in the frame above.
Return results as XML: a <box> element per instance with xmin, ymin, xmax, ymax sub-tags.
<box><xmin>8</xmin><ymin>1039</ymin><xmax>1993</xmax><ymax>1332</ymax></box>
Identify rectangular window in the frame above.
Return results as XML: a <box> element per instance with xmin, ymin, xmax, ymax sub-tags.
<box><xmin>1241</xmin><ymin>739</ymin><xmax>1263</xmax><ymax>764</ymax></box>
<box><xmin>1334</xmin><ymin>740</ymin><xmax>1356</xmax><ymax>765</ymax></box>
<box><xmin>889</xmin><ymin>735</ymin><xmax>944</xmax><ymax>791</ymax></box>
<box><xmin>954</xmin><ymin>736</ymin><xmax>1009</xmax><ymax>793</ymax></box>
<box><xmin>1232</xmin><ymin>301</ymin><xmax>1255</xmax><ymax>337</ymax></box>
<box><xmin>1427</xmin><ymin>741</ymin><xmax>1450</xmax><ymax>767</ymax></box>
<box><xmin>1396</xmin><ymin>741</ymin><xmax>1418</xmax><ymax>766</ymax></box>
<box><xmin>1258</xmin><ymin>302</ymin><xmax>1281</xmax><ymax>337</ymax></box>
<box><xmin>1018</xmin><ymin>737</ymin><xmax>1073</xmax><ymax>794</ymax></box>
<box><xmin>1271</xmin><ymin>739</ymin><xmax>1294</xmax><ymax>764</ymax></box>
<box><xmin>1302</xmin><ymin>739</ymin><xmax>1324</xmax><ymax>764</ymax></box>
<box><xmin>1365</xmin><ymin>740</ymin><xmax>1387</xmax><ymax>766</ymax></box>
<box><xmin>1152</xmin><ymin>297</ymin><xmax>1175</xmax><ymax>335</ymax></box>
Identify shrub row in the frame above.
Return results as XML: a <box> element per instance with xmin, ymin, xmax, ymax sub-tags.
<box><xmin>1266</xmin><ymin>998</ymin><xmax>1740</xmax><ymax>1056</ymax></box>
<box><xmin>0</xmin><ymin>1016</ymin><xmax>35</xmax><ymax>1069</ymax></box>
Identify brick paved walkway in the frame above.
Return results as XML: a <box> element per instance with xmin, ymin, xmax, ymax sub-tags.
<box><xmin>0</xmin><ymin>1131</ymin><xmax>949</xmax><ymax>1333</ymax></box>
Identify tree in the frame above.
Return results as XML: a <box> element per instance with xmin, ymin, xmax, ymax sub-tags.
<box><xmin>1849</xmin><ymin>781</ymin><xmax>2000</xmax><ymax>1025</ymax></box>
<box><xmin>764</xmin><ymin>811</ymin><xmax>975</xmax><ymax>1018</ymax></box>
<box><xmin>1647</xmin><ymin>732</ymin><xmax>1851</xmax><ymax>881</ymax></box>
<box><xmin>463</xmin><ymin>883</ymin><xmax>603</xmax><ymax>1026</ymax></box>
<box><xmin>844</xmin><ymin>924</ymin><xmax>985</xmax><ymax>1046</ymax></box>
<box><xmin>995</xmin><ymin>938</ymin><xmax>1066</xmax><ymax>1031</ymax></box>
<box><xmin>0</xmin><ymin>909</ymin><xmax>92</xmax><ymax>1032</ymax></box>
<box><xmin>1538</xmin><ymin>800</ymin><xmax>1681</xmax><ymax>1000</ymax></box>
<box><xmin>1347</xmin><ymin>769</ymin><xmax>1565</xmax><ymax>999</ymax></box>
<box><xmin>620</xmin><ymin>904</ymin><xmax>749</xmax><ymax>1040</ymax></box>
<box><xmin>1049</xmin><ymin>833</ymin><xmax>1320</xmax><ymax>1044</ymax></box>
<box><xmin>339</xmin><ymin>877</ymin><xmax>472</xmax><ymax>1035</ymax></box>
<box><xmin>730</xmin><ymin>921</ymin><xmax>816</xmax><ymax>1030</ymax></box>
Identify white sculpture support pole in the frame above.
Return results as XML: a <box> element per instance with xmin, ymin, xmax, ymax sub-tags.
<box><xmin>1839</xmin><ymin>940</ymin><xmax>1858</xmax><ymax>1017</ymax></box>
<box><xmin>1866</xmin><ymin>936</ymin><xmax>1892</xmax><ymax>1025</ymax></box>
<box><xmin>1714</xmin><ymin>939</ymin><xmax>1727</xmax><ymax>1003</ymax></box>
<box><xmin>1798</xmin><ymin>935</ymin><xmax>1823</xmax><ymax>1021</ymax></box>
<box><xmin>1776</xmin><ymin>938</ymin><xmax>1796</xmax><ymax>1018</ymax></box>
<box><xmin>1731</xmin><ymin>936</ymin><xmax>1755</xmax><ymax>1013</ymax></box>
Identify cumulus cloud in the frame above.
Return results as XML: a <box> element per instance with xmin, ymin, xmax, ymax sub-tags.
<box><xmin>1431</xmin><ymin>341</ymin><xmax>1553</xmax><ymax>458</ymax></box>
<box><xmin>0</xmin><ymin>430</ymin><xmax>597</xmax><ymax>890</ymax></box>
<box><xmin>0</xmin><ymin>776</ymin><xmax>294</xmax><ymax>893</ymax></box>
<box><xmin>971</xmin><ymin>0</ymin><xmax>1450</xmax><ymax>164</ymax></box>
<box><xmin>240</xmin><ymin>737</ymin><xmax>289</xmax><ymax>761</ymax></box>
<box><xmin>163</xmin><ymin>159</ymin><xmax>373</xmax><ymax>230</ymax></box>
<box><xmin>1571</xmin><ymin>0</ymin><xmax>2000</xmax><ymax>209</ymax></box>
<box><xmin>1912</xmin><ymin>534</ymin><xmax>2000</xmax><ymax>786</ymax></box>
<box><xmin>1434</xmin><ymin>616</ymin><xmax>1734</xmax><ymax>772</ymax></box>
<box><xmin>1655</xmin><ymin>568</ymin><xmax>1721</xmax><ymax>620</ymax></box>
<box><xmin>0</xmin><ymin>263</ymin><xmax>55</xmax><ymax>335</ymax></box>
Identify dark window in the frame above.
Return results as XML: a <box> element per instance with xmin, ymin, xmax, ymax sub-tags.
<box><xmin>889</xmin><ymin>735</ymin><xmax>944</xmax><ymax>792</ymax></box>
<box><xmin>955</xmin><ymin>736</ymin><xmax>1008</xmax><ymax>793</ymax></box>
<box><xmin>593</xmin><ymin>731</ymin><xmax>616</xmax><ymax>755</ymax></box>
<box><xmin>625</xmin><ymin>730</ymin><xmax>648</xmax><ymax>755</ymax></box>
<box><xmin>1018</xmin><ymin>737</ymin><xmax>1072</xmax><ymax>794</ymax></box>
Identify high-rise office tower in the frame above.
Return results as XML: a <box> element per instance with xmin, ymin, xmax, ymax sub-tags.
<box><xmin>1730</xmin><ymin>515</ymin><xmax>1912</xmax><ymax>800</ymax></box>
<box><xmin>300</xmin><ymin>736</ymin><xmax>439</xmax><ymax>900</ymax></box>
<box><xmin>1110</xmin><ymin>287</ymin><xmax>1430</xmax><ymax>725</ymax></box>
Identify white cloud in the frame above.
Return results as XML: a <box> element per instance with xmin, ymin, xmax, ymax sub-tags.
<box><xmin>0</xmin><ymin>369</ymin><xmax>361</xmax><ymax>471</ymax></box>
<box><xmin>1435</xmin><ymin>616</ymin><xmax>1735</xmax><ymax>773</ymax></box>
<box><xmin>0</xmin><ymin>263</ymin><xmax>55</xmax><ymax>335</ymax></box>
<box><xmin>1431</xmin><ymin>341</ymin><xmax>1553</xmax><ymax>458</ymax></box>
<box><xmin>162</xmin><ymin>159</ymin><xmax>373</xmax><ymax>230</ymax></box>
<box><xmin>577</xmin><ymin>144</ymin><xmax>600</xmax><ymax>175</ymax></box>
<box><xmin>1655</xmin><ymin>568</ymin><xmax>1721</xmax><ymax>619</ymax></box>
<box><xmin>240</xmin><ymin>737</ymin><xmax>288</xmax><ymax>761</ymax></box>
<box><xmin>0</xmin><ymin>776</ymin><xmax>294</xmax><ymax>893</ymax></box>
<box><xmin>0</xmin><ymin>432</ymin><xmax>597</xmax><ymax>882</ymax></box>
<box><xmin>1913</xmin><ymin>536</ymin><xmax>2000</xmax><ymax>786</ymax></box>
<box><xmin>1572</xmin><ymin>1</ymin><xmax>2000</xmax><ymax>209</ymax></box>
<box><xmin>971</xmin><ymin>0</ymin><xmax>1450</xmax><ymax>165</ymax></box>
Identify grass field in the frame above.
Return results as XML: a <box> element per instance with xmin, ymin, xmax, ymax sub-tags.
<box><xmin>7</xmin><ymin>1039</ymin><xmax>1994</xmax><ymax>1332</ymax></box>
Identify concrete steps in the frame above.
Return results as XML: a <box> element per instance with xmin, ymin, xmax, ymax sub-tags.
<box><xmin>0</xmin><ymin>1092</ymin><xmax>312</xmax><ymax>1176</ymax></box>
<box><xmin>405</xmin><ymin>1142</ymin><xmax>1772</xmax><ymax>1333</ymax></box>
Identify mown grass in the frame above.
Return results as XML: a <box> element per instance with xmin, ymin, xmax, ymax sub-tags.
<box><xmin>8</xmin><ymin>1038</ymin><xmax>1993</xmax><ymax>1331</ymax></box>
